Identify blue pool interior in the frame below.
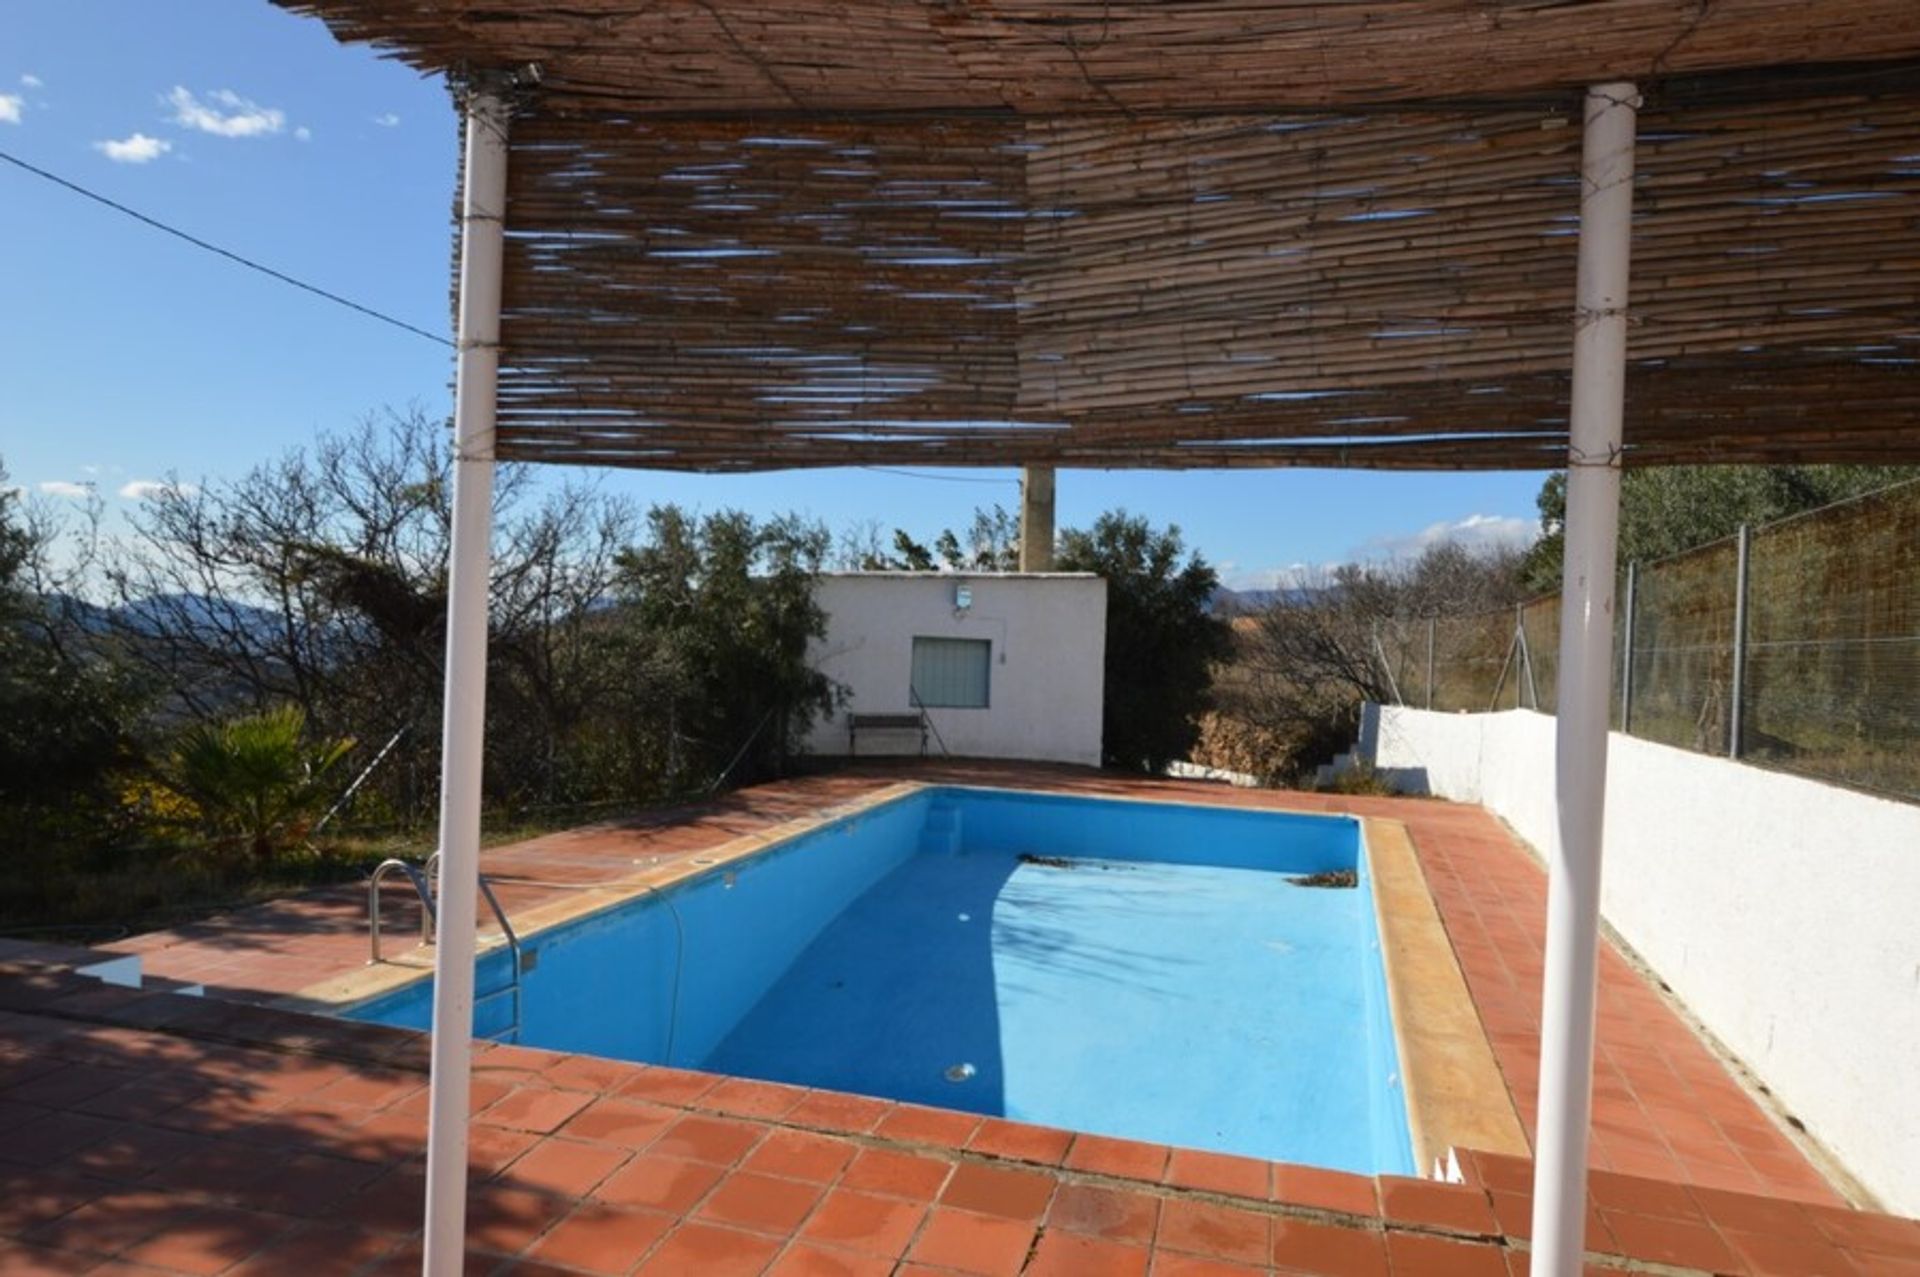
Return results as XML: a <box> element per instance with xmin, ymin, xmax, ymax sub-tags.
<box><xmin>349</xmin><ymin>786</ymin><xmax>1415</xmax><ymax>1175</ymax></box>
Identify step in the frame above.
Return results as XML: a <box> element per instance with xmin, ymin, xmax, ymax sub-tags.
<box><xmin>474</xmin><ymin>983</ymin><xmax>520</xmax><ymax>1042</ymax></box>
<box><xmin>919</xmin><ymin>802</ymin><xmax>963</xmax><ymax>856</ymax></box>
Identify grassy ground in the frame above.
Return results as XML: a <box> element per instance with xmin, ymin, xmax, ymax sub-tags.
<box><xmin>0</xmin><ymin>803</ymin><xmax>656</xmax><ymax>946</ymax></box>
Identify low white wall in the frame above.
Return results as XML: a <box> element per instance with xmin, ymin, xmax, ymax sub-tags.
<box><xmin>1366</xmin><ymin>705</ymin><xmax>1920</xmax><ymax>1215</ymax></box>
<box><xmin>805</xmin><ymin>573</ymin><xmax>1106</xmax><ymax>767</ymax></box>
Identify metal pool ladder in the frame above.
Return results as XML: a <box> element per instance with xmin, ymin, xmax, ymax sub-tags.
<box><xmin>368</xmin><ymin>852</ymin><xmax>524</xmax><ymax>1042</ymax></box>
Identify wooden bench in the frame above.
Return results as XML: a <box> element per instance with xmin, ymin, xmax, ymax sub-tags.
<box><xmin>847</xmin><ymin>711</ymin><xmax>928</xmax><ymax>757</ymax></box>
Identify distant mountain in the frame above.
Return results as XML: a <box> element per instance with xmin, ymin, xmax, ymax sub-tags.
<box><xmin>113</xmin><ymin>593</ymin><xmax>285</xmax><ymax>640</ymax></box>
<box><xmin>1210</xmin><ymin>586</ymin><xmax>1320</xmax><ymax>614</ymax></box>
<box><xmin>37</xmin><ymin>593</ymin><xmax>305</xmax><ymax>726</ymax></box>
<box><xmin>49</xmin><ymin>592</ymin><xmax>285</xmax><ymax>641</ymax></box>
<box><xmin>41</xmin><ymin>593</ymin><xmax>116</xmax><ymax>634</ymax></box>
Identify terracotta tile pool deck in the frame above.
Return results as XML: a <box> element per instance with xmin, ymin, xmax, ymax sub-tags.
<box><xmin>4</xmin><ymin>762</ymin><xmax>1915</xmax><ymax>1275</ymax></box>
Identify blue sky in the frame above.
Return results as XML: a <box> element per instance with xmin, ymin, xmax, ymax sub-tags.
<box><xmin>2</xmin><ymin>1</ymin><xmax>1553</xmax><ymax>589</ymax></box>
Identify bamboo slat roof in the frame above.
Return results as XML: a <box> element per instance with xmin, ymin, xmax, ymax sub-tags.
<box><xmin>271</xmin><ymin>1</ymin><xmax>1920</xmax><ymax>116</ymax></box>
<box><xmin>274</xmin><ymin>2</ymin><xmax>1920</xmax><ymax>470</ymax></box>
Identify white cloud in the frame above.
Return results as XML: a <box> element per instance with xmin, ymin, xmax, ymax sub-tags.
<box><xmin>372</xmin><ymin>112</ymin><xmax>401</xmax><ymax>128</ymax></box>
<box><xmin>0</xmin><ymin>94</ymin><xmax>22</xmax><ymax>124</ymax></box>
<box><xmin>20</xmin><ymin>74</ymin><xmax>43</xmax><ymax>89</ymax></box>
<box><xmin>38</xmin><ymin>480</ymin><xmax>94</xmax><ymax>498</ymax></box>
<box><xmin>119</xmin><ymin>478</ymin><xmax>197</xmax><ymax>501</ymax></box>
<box><xmin>1361</xmin><ymin>512</ymin><xmax>1539</xmax><ymax>562</ymax></box>
<box><xmin>95</xmin><ymin>132</ymin><xmax>172</xmax><ymax>163</ymax></box>
<box><xmin>165</xmin><ymin>86</ymin><xmax>286</xmax><ymax>138</ymax></box>
<box><xmin>294</xmin><ymin>125</ymin><xmax>311</xmax><ymax>142</ymax></box>
<box><xmin>1222</xmin><ymin>512</ymin><xmax>1540</xmax><ymax>593</ymax></box>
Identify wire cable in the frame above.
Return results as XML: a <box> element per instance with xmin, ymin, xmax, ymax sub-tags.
<box><xmin>857</xmin><ymin>466</ymin><xmax>1018</xmax><ymax>485</ymax></box>
<box><xmin>2</xmin><ymin>149</ymin><xmax>1042</xmax><ymax>473</ymax></box>
<box><xmin>2</xmin><ymin>151</ymin><xmax>1069</xmax><ymax>476</ymax></box>
<box><xmin>0</xmin><ymin>147</ymin><xmax>454</xmax><ymax>348</ymax></box>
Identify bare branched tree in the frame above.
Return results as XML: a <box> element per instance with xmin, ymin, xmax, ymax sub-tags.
<box><xmin>1213</xmin><ymin>543</ymin><xmax>1529</xmax><ymax>779</ymax></box>
<box><xmin>103</xmin><ymin>407</ymin><xmax>636</xmax><ymax>819</ymax></box>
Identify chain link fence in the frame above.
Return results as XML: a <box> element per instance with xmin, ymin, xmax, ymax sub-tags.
<box><xmin>1398</xmin><ymin>479</ymin><xmax>1920</xmax><ymax>802</ymax></box>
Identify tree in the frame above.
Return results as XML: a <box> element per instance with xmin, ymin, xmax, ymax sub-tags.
<box><xmin>606</xmin><ymin>508</ymin><xmax>838</xmax><ymax>794</ymax></box>
<box><xmin>852</xmin><ymin>505</ymin><xmax>1021</xmax><ymax>572</ymax></box>
<box><xmin>933</xmin><ymin>506</ymin><xmax>1021</xmax><ymax>573</ymax></box>
<box><xmin>1056</xmin><ymin>512</ymin><xmax>1231</xmax><ymax>772</ymax></box>
<box><xmin>876</xmin><ymin>529</ymin><xmax>938</xmax><ymax>572</ymax></box>
<box><xmin>1221</xmin><ymin>544</ymin><xmax>1528</xmax><ymax>779</ymax></box>
<box><xmin>0</xmin><ymin>466</ymin><xmax>139</xmax><ymax>848</ymax></box>
<box><xmin>1521</xmin><ymin>465</ymin><xmax>1919</xmax><ymax>592</ymax></box>
<box><xmin>103</xmin><ymin>408</ymin><xmax>636</xmax><ymax>819</ymax></box>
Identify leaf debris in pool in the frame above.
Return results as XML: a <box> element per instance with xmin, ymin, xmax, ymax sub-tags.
<box><xmin>1287</xmin><ymin>869</ymin><xmax>1357</xmax><ymax>889</ymax></box>
<box><xmin>1017</xmin><ymin>853</ymin><xmax>1133</xmax><ymax>871</ymax></box>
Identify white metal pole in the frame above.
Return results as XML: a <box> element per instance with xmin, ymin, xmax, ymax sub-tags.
<box><xmin>1529</xmin><ymin>81</ymin><xmax>1636</xmax><ymax>1277</ymax></box>
<box><xmin>1619</xmin><ymin>562</ymin><xmax>1637</xmax><ymax>732</ymax></box>
<box><xmin>1426</xmin><ymin>615</ymin><xmax>1436</xmax><ymax>710</ymax></box>
<box><xmin>422</xmin><ymin>86</ymin><xmax>509</xmax><ymax>1277</ymax></box>
<box><xmin>1729</xmin><ymin>523</ymin><xmax>1750</xmax><ymax>758</ymax></box>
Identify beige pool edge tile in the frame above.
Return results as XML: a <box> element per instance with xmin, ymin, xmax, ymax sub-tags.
<box><xmin>274</xmin><ymin>781</ymin><xmax>929</xmax><ymax>1013</ymax></box>
<box><xmin>1366</xmin><ymin>816</ymin><xmax>1530</xmax><ymax>1173</ymax></box>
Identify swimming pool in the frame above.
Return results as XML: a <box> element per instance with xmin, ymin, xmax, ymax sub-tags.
<box><xmin>349</xmin><ymin>786</ymin><xmax>1415</xmax><ymax>1175</ymax></box>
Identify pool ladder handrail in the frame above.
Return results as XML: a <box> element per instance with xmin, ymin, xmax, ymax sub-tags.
<box><xmin>367</xmin><ymin>852</ymin><xmax>523</xmax><ymax>1041</ymax></box>
<box><xmin>368</xmin><ymin>856</ymin><xmax>435</xmax><ymax>962</ymax></box>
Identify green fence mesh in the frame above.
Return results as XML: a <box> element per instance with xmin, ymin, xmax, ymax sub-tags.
<box><xmin>1627</xmin><ymin>536</ymin><xmax>1740</xmax><ymax>754</ymax></box>
<box><xmin>1741</xmin><ymin>485</ymin><xmax>1920</xmax><ymax>797</ymax></box>
<box><xmin>1426</xmin><ymin>612</ymin><xmax>1519</xmax><ymax>712</ymax></box>
<box><xmin>1519</xmin><ymin>594</ymin><xmax>1561</xmax><ymax>714</ymax></box>
<box><xmin>1411</xmin><ymin>479</ymin><xmax>1920</xmax><ymax>801</ymax></box>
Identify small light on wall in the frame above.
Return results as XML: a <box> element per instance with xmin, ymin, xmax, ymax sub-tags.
<box><xmin>954</xmin><ymin>582</ymin><xmax>972</xmax><ymax>611</ymax></box>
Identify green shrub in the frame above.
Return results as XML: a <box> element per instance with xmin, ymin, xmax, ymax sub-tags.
<box><xmin>162</xmin><ymin>706</ymin><xmax>354</xmax><ymax>859</ymax></box>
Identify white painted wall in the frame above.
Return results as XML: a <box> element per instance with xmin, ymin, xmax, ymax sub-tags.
<box><xmin>1364</xmin><ymin>705</ymin><xmax>1920</xmax><ymax>1215</ymax></box>
<box><xmin>805</xmin><ymin>573</ymin><xmax>1106</xmax><ymax>767</ymax></box>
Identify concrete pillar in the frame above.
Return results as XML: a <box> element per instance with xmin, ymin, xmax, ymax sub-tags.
<box><xmin>1019</xmin><ymin>466</ymin><xmax>1056</xmax><ymax>571</ymax></box>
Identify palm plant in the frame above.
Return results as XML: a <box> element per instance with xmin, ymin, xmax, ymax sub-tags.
<box><xmin>165</xmin><ymin>706</ymin><xmax>354</xmax><ymax>859</ymax></box>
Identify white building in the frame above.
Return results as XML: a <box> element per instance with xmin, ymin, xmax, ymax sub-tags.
<box><xmin>804</xmin><ymin>572</ymin><xmax>1106</xmax><ymax>767</ymax></box>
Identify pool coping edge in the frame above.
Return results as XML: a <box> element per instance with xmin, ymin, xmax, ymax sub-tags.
<box><xmin>1366</xmin><ymin>815</ymin><xmax>1532</xmax><ymax>1173</ymax></box>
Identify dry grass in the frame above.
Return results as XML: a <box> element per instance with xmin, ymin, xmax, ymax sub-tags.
<box><xmin>1319</xmin><ymin>763</ymin><xmax>1401</xmax><ymax>797</ymax></box>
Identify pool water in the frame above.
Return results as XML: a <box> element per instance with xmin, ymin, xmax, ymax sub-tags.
<box><xmin>349</xmin><ymin>787</ymin><xmax>1414</xmax><ymax>1175</ymax></box>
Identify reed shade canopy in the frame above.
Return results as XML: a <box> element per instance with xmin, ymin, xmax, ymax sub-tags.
<box><xmin>273</xmin><ymin>1</ymin><xmax>1920</xmax><ymax>472</ymax></box>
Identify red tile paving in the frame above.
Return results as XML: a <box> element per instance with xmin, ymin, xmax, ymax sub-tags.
<box><xmin>102</xmin><ymin>777</ymin><xmax>900</xmax><ymax>1004</ymax></box>
<box><xmin>3</xmin><ymin>762</ymin><xmax>1913</xmax><ymax>1277</ymax></box>
<box><xmin>1366</xmin><ymin>796</ymin><xmax>1844</xmax><ymax>1205</ymax></box>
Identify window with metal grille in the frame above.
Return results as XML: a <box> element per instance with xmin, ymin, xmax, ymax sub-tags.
<box><xmin>910</xmin><ymin>636</ymin><xmax>991</xmax><ymax>709</ymax></box>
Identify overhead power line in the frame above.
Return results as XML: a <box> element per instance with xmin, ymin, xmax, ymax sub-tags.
<box><xmin>858</xmin><ymin>466</ymin><xmax>1018</xmax><ymax>485</ymax></box>
<box><xmin>4</xmin><ymin>150</ymin><xmax>1058</xmax><ymax>478</ymax></box>
<box><xmin>0</xmin><ymin>147</ymin><xmax>454</xmax><ymax>348</ymax></box>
